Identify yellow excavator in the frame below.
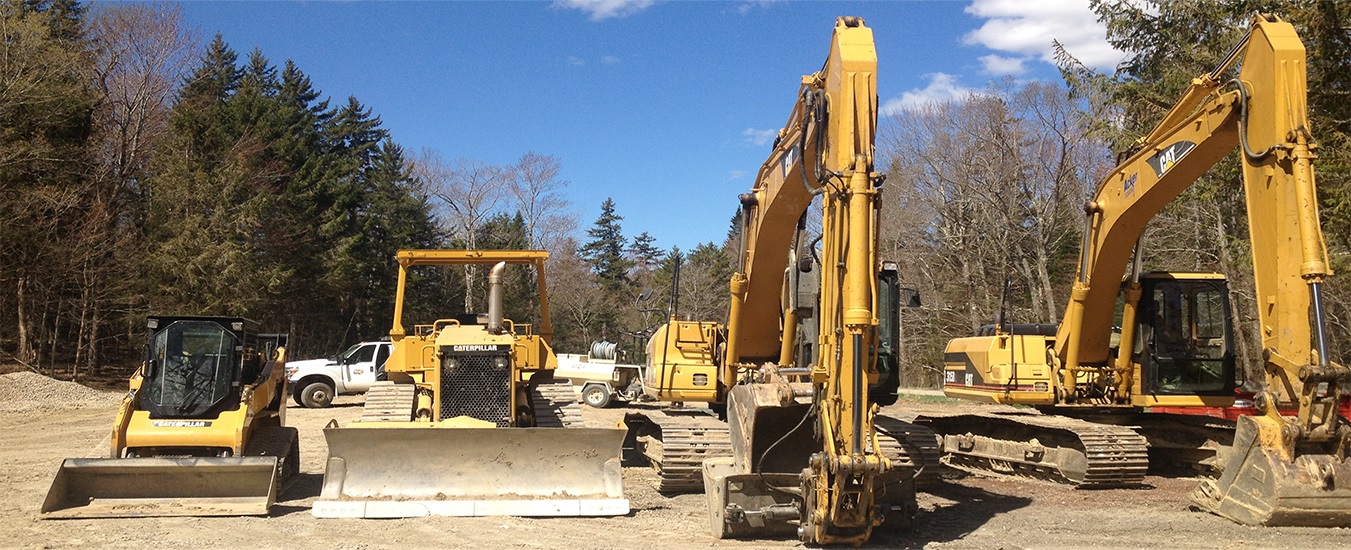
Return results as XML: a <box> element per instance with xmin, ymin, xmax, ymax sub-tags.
<box><xmin>627</xmin><ymin>17</ymin><xmax>937</xmax><ymax>545</ymax></box>
<box><xmin>931</xmin><ymin>14</ymin><xmax>1351</xmax><ymax>526</ymax></box>
<box><xmin>311</xmin><ymin>249</ymin><xmax>628</xmax><ymax>518</ymax></box>
<box><xmin>42</xmin><ymin>316</ymin><xmax>295</xmax><ymax>518</ymax></box>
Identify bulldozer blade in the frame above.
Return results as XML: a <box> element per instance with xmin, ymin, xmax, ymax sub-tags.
<box><xmin>41</xmin><ymin>457</ymin><xmax>279</xmax><ymax>518</ymax></box>
<box><xmin>312</xmin><ymin>425</ymin><xmax>629</xmax><ymax>518</ymax></box>
<box><xmin>1190</xmin><ymin>415</ymin><xmax>1351</xmax><ymax>527</ymax></box>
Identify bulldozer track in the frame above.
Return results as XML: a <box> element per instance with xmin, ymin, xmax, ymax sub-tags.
<box><xmin>530</xmin><ymin>378</ymin><xmax>584</xmax><ymax>428</ymax></box>
<box><xmin>919</xmin><ymin>412</ymin><xmax>1149</xmax><ymax>487</ymax></box>
<box><xmin>360</xmin><ymin>381</ymin><xmax>415</xmax><ymax>422</ymax></box>
<box><xmin>873</xmin><ymin>415</ymin><xmax>945</xmax><ymax>487</ymax></box>
<box><xmin>625</xmin><ymin>410</ymin><xmax>732</xmax><ymax>493</ymax></box>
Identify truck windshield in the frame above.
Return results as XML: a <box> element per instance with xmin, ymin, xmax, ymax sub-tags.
<box><xmin>143</xmin><ymin>320</ymin><xmax>238</xmax><ymax>418</ymax></box>
<box><xmin>336</xmin><ymin>344</ymin><xmax>362</xmax><ymax>362</ymax></box>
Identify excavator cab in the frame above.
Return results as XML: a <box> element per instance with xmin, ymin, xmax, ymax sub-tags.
<box><xmin>1131</xmin><ymin>274</ymin><xmax>1238</xmax><ymax>397</ymax></box>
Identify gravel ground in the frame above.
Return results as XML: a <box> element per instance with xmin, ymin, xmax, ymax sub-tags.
<box><xmin>1</xmin><ymin>373</ymin><xmax>1348</xmax><ymax>549</ymax></box>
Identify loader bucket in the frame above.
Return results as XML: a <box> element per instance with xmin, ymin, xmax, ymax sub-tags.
<box><xmin>312</xmin><ymin>425</ymin><xmax>629</xmax><ymax>518</ymax></box>
<box><xmin>1190</xmin><ymin>415</ymin><xmax>1351</xmax><ymax>526</ymax></box>
<box><xmin>41</xmin><ymin>457</ymin><xmax>279</xmax><ymax>518</ymax></box>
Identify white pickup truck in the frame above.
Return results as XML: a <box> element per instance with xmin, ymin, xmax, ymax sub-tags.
<box><xmin>285</xmin><ymin>341</ymin><xmax>392</xmax><ymax>408</ymax></box>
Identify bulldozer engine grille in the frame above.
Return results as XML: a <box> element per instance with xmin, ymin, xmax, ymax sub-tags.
<box><xmin>439</xmin><ymin>351</ymin><xmax>511</xmax><ymax>427</ymax></box>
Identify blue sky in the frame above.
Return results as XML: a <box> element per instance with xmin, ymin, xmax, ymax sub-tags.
<box><xmin>173</xmin><ymin>0</ymin><xmax>1124</xmax><ymax>253</ymax></box>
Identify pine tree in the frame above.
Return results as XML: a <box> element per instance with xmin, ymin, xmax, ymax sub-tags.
<box><xmin>628</xmin><ymin>231</ymin><xmax>664</xmax><ymax>270</ymax></box>
<box><xmin>579</xmin><ymin>198</ymin><xmax>633</xmax><ymax>290</ymax></box>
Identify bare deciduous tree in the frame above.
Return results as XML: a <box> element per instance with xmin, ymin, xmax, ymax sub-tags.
<box><xmin>510</xmin><ymin>151</ymin><xmax>576</xmax><ymax>252</ymax></box>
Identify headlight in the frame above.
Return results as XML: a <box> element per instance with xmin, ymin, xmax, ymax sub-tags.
<box><xmin>494</xmin><ymin>356</ymin><xmax>510</xmax><ymax>370</ymax></box>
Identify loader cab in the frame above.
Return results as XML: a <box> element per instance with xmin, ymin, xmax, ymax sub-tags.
<box><xmin>1131</xmin><ymin>274</ymin><xmax>1238</xmax><ymax>396</ymax></box>
<box><xmin>141</xmin><ymin>316</ymin><xmax>260</xmax><ymax>419</ymax></box>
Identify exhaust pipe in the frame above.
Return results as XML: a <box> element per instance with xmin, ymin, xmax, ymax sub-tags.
<box><xmin>487</xmin><ymin>261</ymin><xmax>506</xmax><ymax>334</ymax></box>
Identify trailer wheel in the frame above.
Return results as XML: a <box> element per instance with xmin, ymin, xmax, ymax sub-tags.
<box><xmin>582</xmin><ymin>383</ymin><xmax>612</xmax><ymax>408</ymax></box>
<box><xmin>298</xmin><ymin>381</ymin><xmax>335</xmax><ymax>408</ymax></box>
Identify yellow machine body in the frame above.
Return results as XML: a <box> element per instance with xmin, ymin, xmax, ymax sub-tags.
<box><xmin>312</xmin><ymin>250</ymin><xmax>628</xmax><ymax>518</ymax></box>
<box><xmin>43</xmin><ymin>316</ymin><xmax>295</xmax><ymax>518</ymax></box>
<box><xmin>938</xmin><ymin>15</ymin><xmax>1351</xmax><ymax>526</ymax></box>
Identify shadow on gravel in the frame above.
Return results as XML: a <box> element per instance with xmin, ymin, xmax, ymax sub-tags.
<box><xmin>279</xmin><ymin>473</ymin><xmax>324</xmax><ymax>502</ymax></box>
<box><xmin>868</xmin><ymin>481</ymin><xmax>1034</xmax><ymax>548</ymax></box>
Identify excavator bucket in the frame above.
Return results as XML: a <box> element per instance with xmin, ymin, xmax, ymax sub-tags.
<box><xmin>311</xmin><ymin>424</ymin><xmax>629</xmax><ymax>518</ymax></box>
<box><xmin>41</xmin><ymin>457</ymin><xmax>279</xmax><ymax>518</ymax></box>
<box><xmin>1191</xmin><ymin>415</ymin><xmax>1351</xmax><ymax>526</ymax></box>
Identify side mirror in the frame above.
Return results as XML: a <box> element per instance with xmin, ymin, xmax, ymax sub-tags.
<box><xmin>900</xmin><ymin>287</ymin><xmax>921</xmax><ymax>308</ymax></box>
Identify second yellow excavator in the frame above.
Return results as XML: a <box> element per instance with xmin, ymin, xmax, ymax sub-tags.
<box><xmin>931</xmin><ymin>14</ymin><xmax>1351</xmax><ymax>526</ymax></box>
<box><xmin>626</xmin><ymin>17</ymin><xmax>938</xmax><ymax>545</ymax></box>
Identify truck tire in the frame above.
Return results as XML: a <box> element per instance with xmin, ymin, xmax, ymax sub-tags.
<box><xmin>298</xmin><ymin>380</ymin><xmax>335</xmax><ymax>408</ymax></box>
<box><xmin>582</xmin><ymin>383</ymin><xmax>612</xmax><ymax>409</ymax></box>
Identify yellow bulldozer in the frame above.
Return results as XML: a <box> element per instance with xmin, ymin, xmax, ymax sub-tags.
<box><xmin>311</xmin><ymin>249</ymin><xmax>628</xmax><ymax>518</ymax></box>
<box><xmin>42</xmin><ymin>316</ymin><xmax>295</xmax><ymax>518</ymax></box>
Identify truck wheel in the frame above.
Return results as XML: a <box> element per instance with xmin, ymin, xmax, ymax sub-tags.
<box><xmin>298</xmin><ymin>381</ymin><xmax>334</xmax><ymax>408</ymax></box>
<box><xmin>582</xmin><ymin>384</ymin><xmax>612</xmax><ymax>408</ymax></box>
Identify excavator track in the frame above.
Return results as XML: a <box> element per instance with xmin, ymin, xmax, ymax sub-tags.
<box><xmin>359</xmin><ymin>381</ymin><xmax>415</xmax><ymax>422</ymax></box>
<box><xmin>918</xmin><ymin>412</ymin><xmax>1149</xmax><ymax>487</ymax></box>
<box><xmin>873</xmin><ymin>415</ymin><xmax>944</xmax><ymax>488</ymax></box>
<box><xmin>530</xmin><ymin>378</ymin><xmax>585</xmax><ymax>428</ymax></box>
<box><xmin>625</xmin><ymin>409</ymin><xmax>732</xmax><ymax>493</ymax></box>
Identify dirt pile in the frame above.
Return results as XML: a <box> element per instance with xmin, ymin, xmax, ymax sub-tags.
<box><xmin>0</xmin><ymin>371</ymin><xmax>120</xmax><ymax>412</ymax></box>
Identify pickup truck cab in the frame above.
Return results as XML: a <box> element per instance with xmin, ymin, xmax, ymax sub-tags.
<box><xmin>285</xmin><ymin>341</ymin><xmax>391</xmax><ymax>408</ymax></box>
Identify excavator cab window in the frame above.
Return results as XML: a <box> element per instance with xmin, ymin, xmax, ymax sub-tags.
<box><xmin>143</xmin><ymin>320</ymin><xmax>240</xmax><ymax>418</ymax></box>
<box><xmin>1139</xmin><ymin>278</ymin><xmax>1236</xmax><ymax>395</ymax></box>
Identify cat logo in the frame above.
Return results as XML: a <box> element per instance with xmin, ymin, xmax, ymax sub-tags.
<box><xmin>1146</xmin><ymin>140</ymin><xmax>1197</xmax><ymax>178</ymax></box>
<box><xmin>151</xmin><ymin>420</ymin><xmax>211</xmax><ymax>428</ymax></box>
<box><xmin>452</xmin><ymin>344</ymin><xmax>507</xmax><ymax>352</ymax></box>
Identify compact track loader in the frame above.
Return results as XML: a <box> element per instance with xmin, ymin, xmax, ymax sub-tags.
<box><xmin>42</xmin><ymin>316</ymin><xmax>296</xmax><ymax>518</ymax></box>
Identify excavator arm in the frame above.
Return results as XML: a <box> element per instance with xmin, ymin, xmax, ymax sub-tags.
<box><xmin>709</xmin><ymin>17</ymin><xmax>896</xmax><ymax>545</ymax></box>
<box><xmin>1052</xmin><ymin>14</ymin><xmax>1349</xmax><ymax>525</ymax></box>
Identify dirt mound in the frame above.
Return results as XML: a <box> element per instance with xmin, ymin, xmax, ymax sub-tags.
<box><xmin>0</xmin><ymin>370</ymin><xmax>121</xmax><ymax>412</ymax></box>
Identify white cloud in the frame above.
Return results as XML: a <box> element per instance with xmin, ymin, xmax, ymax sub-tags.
<box><xmin>978</xmin><ymin>54</ymin><xmax>1027</xmax><ymax>76</ymax></box>
<box><xmin>554</xmin><ymin>0</ymin><xmax>656</xmax><ymax>21</ymax></box>
<box><xmin>880</xmin><ymin>73</ymin><xmax>977</xmax><ymax>115</ymax></box>
<box><xmin>736</xmin><ymin>0</ymin><xmax>783</xmax><ymax>15</ymax></box>
<box><xmin>963</xmin><ymin>0</ymin><xmax>1125</xmax><ymax>71</ymax></box>
<box><xmin>742</xmin><ymin>128</ymin><xmax>777</xmax><ymax>147</ymax></box>
<box><xmin>565</xmin><ymin>56</ymin><xmax>585</xmax><ymax>66</ymax></box>
<box><xmin>601</xmin><ymin>55</ymin><xmax>620</xmax><ymax>64</ymax></box>
<box><xmin>728</xmin><ymin>169</ymin><xmax>749</xmax><ymax>180</ymax></box>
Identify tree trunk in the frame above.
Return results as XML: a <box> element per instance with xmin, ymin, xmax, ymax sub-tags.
<box><xmin>16</xmin><ymin>275</ymin><xmax>33</xmax><ymax>365</ymax></box>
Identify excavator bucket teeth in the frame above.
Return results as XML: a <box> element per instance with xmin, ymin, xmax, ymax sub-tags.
<box><xmin>1191</xmin><ymin>415</ymin><xmax>1351</xmax><ymax>527</ymax></box>
<box><xmin>41</xmin><ymin>457</ymin><xmax>279</xmax><ymax>518</ymax></box>
<box><xmin>312</xmin><ymin>425</ymin><xmax>629</xmax><ymax>518</ymax></box>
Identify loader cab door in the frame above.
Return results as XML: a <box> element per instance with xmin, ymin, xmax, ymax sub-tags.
<box><xmin>142</xmin><ymin>320</ymin><xmax>240</xmax><ymax>418</ymax></box>
<box><xmin>1137</xmin><ymin>277</ymin><xmax>1237</xmax><ymax>396</ymax></box>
